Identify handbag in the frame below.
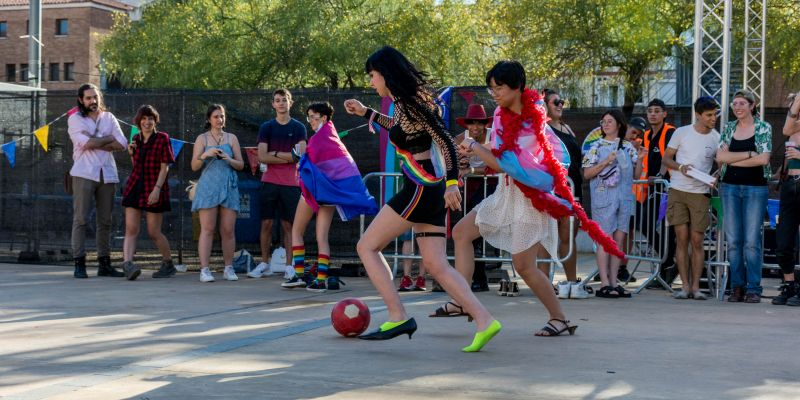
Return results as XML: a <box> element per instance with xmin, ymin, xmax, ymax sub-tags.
<box><xmin>186</xmin><ymin>158</ymin><xmax>214</xmax><ymax>201</ymax></box>
<box><xmin>232</xmin><ymin>249</ymin><xmax>254</xmax><ymax>274</ymax></box>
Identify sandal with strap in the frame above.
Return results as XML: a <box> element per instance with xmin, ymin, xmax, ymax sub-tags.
<box><xmin>613</xmin><ymin>285</ymin><xmax>632</xmax><ymax>298</ymax></box>
<box><xmin>595</xmin><ymin>285</ymin><xmax>618</xmax><ymax>298</ymax></box>
<box><xmin>429</xmin><ymin>301</ymin><xmax>473</xmax><ymax>322</ymax></box>
<box><xmin>535</xmin><ymin>319</ymin><xmax>578</xmax><ymax>337</ymax></box>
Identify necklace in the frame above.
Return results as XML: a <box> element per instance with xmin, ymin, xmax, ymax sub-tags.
<box><xmin>209</xmin><ymin>131</ymin><xmax>223</xmax><ymax>146</ymax></box>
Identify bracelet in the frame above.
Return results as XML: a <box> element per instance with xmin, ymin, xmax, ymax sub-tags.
<box><xmin>446</xmin><ymin>179</ymin><xmax>459</xmax><ymax>188</ymax></box>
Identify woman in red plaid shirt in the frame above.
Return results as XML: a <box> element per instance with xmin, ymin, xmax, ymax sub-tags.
<box><xmin>121</xmin><ymin>105</ymin><xmax>176</xmax><ymax>280</ymax></box>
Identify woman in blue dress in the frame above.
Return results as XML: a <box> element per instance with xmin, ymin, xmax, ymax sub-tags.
<box><xmin>191</xmin><ymin>104</ymin><xmax>245</xmax><ymax>282</ymax></box>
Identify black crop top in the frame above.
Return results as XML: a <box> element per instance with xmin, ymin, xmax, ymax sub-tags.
<box><xmin>364</xmin><ymin>102</ymin><xmax>459</xmax><ymax>181</ymax></box>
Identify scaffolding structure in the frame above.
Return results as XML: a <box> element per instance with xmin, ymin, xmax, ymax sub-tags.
<box><xmin>693</xmin><ymin>0</ymin><xmax>767</xmax><ymax>125</ymax></box>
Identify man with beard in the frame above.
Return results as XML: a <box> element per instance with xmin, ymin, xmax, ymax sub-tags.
<box><xmin>68</xmin><ymin>83</ymin><xmax>128</xmax><ymax>279</ymax></box>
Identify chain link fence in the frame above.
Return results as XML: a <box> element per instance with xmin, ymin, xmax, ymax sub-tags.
<box><xmin>0</xmin><ymin>87</ymin><xmax>792</xmax><ymax>267</ymax></box>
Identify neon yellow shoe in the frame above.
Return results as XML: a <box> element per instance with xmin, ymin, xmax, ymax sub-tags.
<box><xmin>462</xmin><ymin>319</ymin><xmax>502</xmax><ymax>352</ymax></box>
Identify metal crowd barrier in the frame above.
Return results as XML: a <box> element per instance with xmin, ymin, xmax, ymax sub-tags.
<box><xmin>582</xmin><ymin>179</ymin><xmax>672</xmax><ymax>294</ymax></box>
<box><xmin>703</xmin><ymin>181</ymin><xmax>800</xmax><ymax>300</ymax></box>
<box><xmin>359</xmin><ymin>172</ymin><xmax>575</xmax><ymax>277</ymax></box>
<box><xmin>358</xmin><ymin>174</ymin><xmax>799</xmax><ymax>299</ymax></box>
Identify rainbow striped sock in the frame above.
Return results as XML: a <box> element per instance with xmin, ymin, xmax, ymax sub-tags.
<box><xmin>316</xmin><ymin>254</ymin><xmax>329</xmax><ymax>282</ymax></box>
<box><xmin>292</xmin><ymin>246</ymin><xmax>305</xmax><ymax>277</ymax></box>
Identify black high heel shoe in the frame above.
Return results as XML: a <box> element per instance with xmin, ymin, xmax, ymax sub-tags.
<box><xmin>357</xmin><ymin>318</ymin><xmax>417</xmax><ymax>340</ymax></box>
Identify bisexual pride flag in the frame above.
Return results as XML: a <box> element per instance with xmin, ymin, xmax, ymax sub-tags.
<box><xmin>298</xmin><ymin>121</ymin><xmax>378</xmax><ymax>221</ymax></box>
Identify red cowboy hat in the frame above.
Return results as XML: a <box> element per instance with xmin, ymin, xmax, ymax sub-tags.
<box><xmin>456</xmin><ymin>104</ymin><xmax>492</xmax><ymax>129</ymax></box>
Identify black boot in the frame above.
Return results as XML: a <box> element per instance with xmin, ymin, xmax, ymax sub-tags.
<box><xmin>97</xmin><ymin>256</ymin><xmax>124</xmax><ymax>277</ymax></box>
<box><xmin>152</xmin><ymin>259</ymin><xmax>177</xmax><ymax>278</ymax></box>
<box><xmin>772</xmin><ymin>281</ymin><xmax>799</xmax><ymax>305</ymax></box>
<box><xmin>73</xmin><ymin>256</ymin><xmax>88</xmax><ymax>279</ymax></box>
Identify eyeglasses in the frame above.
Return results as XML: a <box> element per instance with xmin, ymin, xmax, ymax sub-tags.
<box><xmin>486</xmin><ymin>85</ymin><xmax>504</xmax><ymax>96</ymax></box>
<box><xmin>730</xmin><ymin>101</ymin><xmax>751</xmax><ymax>108</ymax></box>
<box><xmin>464</xmin><ymin>119</ymin><xmax>486</xmax><ymax>125</ymax></box>
<box><xmin>306</xmin><ymin>115</ymin><xmax>322</xmax><ymax>123</ymax></box>
<box><xmin>552</xmin><ymin>99</ymin><xmax>565</xmax><ymax>107</ymax></box>
<box><xmin>599</xmin><ymin>119</ymin><xmax>616</xmax><ymax>125</ymax></box>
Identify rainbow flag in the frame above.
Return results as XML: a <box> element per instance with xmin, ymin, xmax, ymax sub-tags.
<box><xmin>581</xmin><ymin>126</ymin><xmax>603</xmax><ymax>156</ymax></box>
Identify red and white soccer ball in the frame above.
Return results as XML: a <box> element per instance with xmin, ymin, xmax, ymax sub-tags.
<box><xmin>331</xmin><ymin>298</ymin><xmax>371</xmax><ymax>337</ymax></box>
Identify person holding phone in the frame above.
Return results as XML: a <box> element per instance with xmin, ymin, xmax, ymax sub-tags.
<box><xmin>191</xmin><ymin>104</ymin><xmax>245</xmax><ymax>283</ymax></box>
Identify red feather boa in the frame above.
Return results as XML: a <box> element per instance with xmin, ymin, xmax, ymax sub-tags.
<box><xmin>491</xmin><ymin>89</ymin><xmax>626</xmax><ymax>260</ymax></box>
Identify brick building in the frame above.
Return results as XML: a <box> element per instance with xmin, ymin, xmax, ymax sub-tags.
<box><xmin>0</xmin><ymin>0</ymin><xmax>132</xmax><ymax>91</ymax></box>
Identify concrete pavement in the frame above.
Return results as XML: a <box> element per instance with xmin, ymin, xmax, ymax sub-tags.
<box><xmin>1</xmin><ymin>259</ymin><xmax>799</xmax><ymax>400</ymax></box>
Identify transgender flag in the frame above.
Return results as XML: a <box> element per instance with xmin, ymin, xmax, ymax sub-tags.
<box><xmin>298</xmin><ymin>121</ymin><xmax>378</xmax><ymax>221</ymax></box>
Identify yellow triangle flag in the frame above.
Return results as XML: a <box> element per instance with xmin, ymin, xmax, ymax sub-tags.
<box><xmin>34</xmin><ymin>125</ymin><xmax>49</xmax><ymax>152</ymax></box>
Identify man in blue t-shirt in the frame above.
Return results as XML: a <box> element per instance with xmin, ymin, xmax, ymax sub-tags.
<box><xmin>248</xmin><ymin>89</ymin><xmax>307</xmax><ymax>278</ymax></box>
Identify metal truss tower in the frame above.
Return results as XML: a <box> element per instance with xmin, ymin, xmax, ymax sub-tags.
<box><xmin>692</xmin><ymin>0</ymin><xmax>732</xmax><ymax>125</ymax></box>
<box><xmin>693</xmin><ymin>0</ymin><xmax>767</xmax><ymax>125</ymax></box>
<box><xmin>743</xmin><ymin>0</ymin><xmax>766</xmax><ymax>117</ymax></box>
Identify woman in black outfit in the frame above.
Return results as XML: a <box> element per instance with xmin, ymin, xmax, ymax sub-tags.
<box><xmin>536</xmin><ymin>89</ymin><xmax>588</xmax><ymax>299</ymax></box>
<box><xmin>344</xmin><ymin>46</ymin><xmax>500</xmax><ymax>352</ymax></box>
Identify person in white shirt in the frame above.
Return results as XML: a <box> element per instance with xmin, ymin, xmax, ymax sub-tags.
<box><xmin>67</xmin><ymin>83</ymin><xmax>128</xmax><ymax>279</ymax></box>
<box><xmin>661</xmin><ymin>96</ymin><xmax>721</xmax><ymax>299</ymax></box>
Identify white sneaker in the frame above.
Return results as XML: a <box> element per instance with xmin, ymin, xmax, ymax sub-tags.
<box><xmin>283</xmin><ymin>265</ymin><xmax>295</xmax><ymax>280</ymax></box>
<box><xmin>223</xmin><ymin>266</ymin><xmax>239</xmax><ymax>281</ymax></box>
<box><xmin>570</xmin><ymin>282</ymin><xmax>590</xmax><ymax>299</ymax></box>
<box><xmin>247</xmin><ymin>262</ymin><xmax>269</xmax><ymax>278</ymax></box>
<box><xmin>557</xmin><ymin>281</ymin><xmax>572</xmax><ymax>299</ymax></box>
<box><xmin>199</xmin><ymin>268</ymin><xmax>215</xmax><ymax>283</ymax></box>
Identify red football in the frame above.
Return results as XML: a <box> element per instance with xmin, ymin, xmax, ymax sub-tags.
<box><xmin>331</xmin><ymin>298</ymin><xmax>371</xmax><ymax>337</ymax></box>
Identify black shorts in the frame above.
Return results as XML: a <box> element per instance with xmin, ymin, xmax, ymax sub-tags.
<box><xmin>387</xmin><ymin>160</ymin><xmax>446</xmax><ymax>227</ymax></box>
<box><xmin>121</xmin><ymin>180</ymin><xmax>170</xmax><ymax>213</ymax></box>
<box><xmin>260</xmin><ymin>182</ymin><xmax>301</xmax><ymax>222</ymax></box>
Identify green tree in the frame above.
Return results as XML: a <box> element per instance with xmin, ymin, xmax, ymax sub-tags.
<box><xmin>481</xmin><ymin>0</ymin><xmax>693</xmax><ymax>113</ymax></box>
<box><xmin>99</xmin><ymin>0</ymin><xmax>488</xmax><ymax>89</ymax></box>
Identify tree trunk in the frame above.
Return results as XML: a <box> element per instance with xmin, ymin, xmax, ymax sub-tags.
<box><xmin>622</xmin><ymin>62</ymin><xmax>647</xmax><ymax>119</ymax></box>
<box><xmin>327</xmin><ymin>73</ymin><xmax>339</xmax><ymax>90</ymax></box>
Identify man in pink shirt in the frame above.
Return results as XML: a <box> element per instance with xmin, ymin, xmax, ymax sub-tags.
<box><xmin>68</xmin><ymin>83</ymin><xmax>128</xmax><ymax>279</ymax></box>
<box><xmin>249</xmin><ymin>89</ymin><xmax>308</xmax><ymax>277</ymax></box>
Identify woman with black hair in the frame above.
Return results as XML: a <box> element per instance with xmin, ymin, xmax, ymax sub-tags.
<box><xmin>537</xmin><ymin>89</ymin><xmax>587</xmax><ymax>299</ymax></box>
<box><xmin>582</xmin><ymin>110</ymin><xmax>644</xmax><ymax>298</ymax></box>
<box><xmin>344</xmin><ymin>46</ymin><xmax>500</xmax><ymax>352</ymax></box>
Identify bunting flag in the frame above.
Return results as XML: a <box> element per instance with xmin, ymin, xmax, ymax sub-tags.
<box><xmin>244</xmin><ymin>147</ymin><xmax>260</xmax><ymax>176</ymax></box>
<box><xmin>458</xmin><ymin>90</ymin><xmax>476</xmax><ymax>105</ymax></box>
<box><xmin>2</xmin><ymin>141</ymin><xmax>16</xmax><ymax>168</ymax></box>
<box><xmin>129</xmin><ymin>126</ymin><xmax>139</xmax><ymax>144</ymax></box>
<box><xmin>435</xmin><ymin>86</ymin><xmax>453</xmax><ymax>129</ymax></box>
<box><xmin>170</xmin><ymin>138</ymin><xmax>184</xmax><ymax>160</ymax></box>
<box><xmin>67</xmin><ymin>106</ymin><xmax>79</xmax><ymax>117</ymax></box>
<box><xmin>34</xmin><ymin>125</ymin><xmax>49</xmax><ymax>152</ymax></box>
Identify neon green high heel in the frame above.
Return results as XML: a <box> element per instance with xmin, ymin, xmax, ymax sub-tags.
<box><xmin>462</xmin><ymin>319</ymin><xmax>502</xmax><ymax>352</ymax></box>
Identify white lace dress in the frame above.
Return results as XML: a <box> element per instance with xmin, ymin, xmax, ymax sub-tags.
<box><xmin>474</xmin><ymin>174</ymin><xmax>559</xmax><ymax>258</ymax></box>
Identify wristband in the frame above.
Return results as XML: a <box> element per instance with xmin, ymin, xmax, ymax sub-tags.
<box><xmin>446</xmin><ymin>179</ymin><xmax>459</xmax><ymax>188</ymax></box>
<box><xmin>469</xmin><ymin>141</ymin><xmax>477</xmax><ymax>151</ymax></box>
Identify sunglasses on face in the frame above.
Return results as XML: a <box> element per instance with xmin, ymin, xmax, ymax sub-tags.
<box><xmin>552</xmin><ymin>99</ymin><xmax>565</xmax><ymax>107</ymax></box>
<box><xmin>465</xmin><ymin>119</ymin><xmax>485</xmax><ymax>125</ymax></box>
